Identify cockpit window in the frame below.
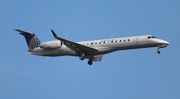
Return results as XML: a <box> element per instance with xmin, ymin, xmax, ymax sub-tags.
<box><xmin>148</xmin><ymin>36</ymin><xmax>157</xmax><ymax>39</ymax></box>
<box><xmin>152</xmin><ymin>36</ymin><xmax>156</xmax><ymax>38</ymax></box>
<box><xmin>148</xmin><ymin>36</ymin><xmax>152</xmax><ymax>39</ymax></box>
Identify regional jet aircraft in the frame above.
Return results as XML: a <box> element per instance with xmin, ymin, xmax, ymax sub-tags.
<box><xmin>15</xmin><ymin>29</ymin><xmax>170</xmax><ymax>65</ymax></box>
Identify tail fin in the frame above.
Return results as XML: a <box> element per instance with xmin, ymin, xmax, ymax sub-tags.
<box><xmin>15</xmin><ymin>29</ymin><xmax>41</xmax><ymax>51</ymax></box>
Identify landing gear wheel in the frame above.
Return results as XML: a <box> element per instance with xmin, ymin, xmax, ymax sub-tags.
<box><xmin>79</xmin><ymin>56</ymin><xmax>84</xmax><ymax>60</ymax></box>
<box><xmin>79</xmin><ymin>52</ymin><xmax>86</xmax><ymax>60</ymax></box>
<box><xmin>88</xmin><ymin>61</ymin><xmax>93</xmax><ymax>65</ymax></box>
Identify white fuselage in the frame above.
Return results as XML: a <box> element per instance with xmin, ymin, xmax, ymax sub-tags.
<box><xmin>32</xmin><ymin>35</ymin><xmax>169</xmax><ymax>57</ymax></box>
<box><xmin>15</xmin><ymin>28</ymin><xmax>170</xmax><ymax>65</ymax></box>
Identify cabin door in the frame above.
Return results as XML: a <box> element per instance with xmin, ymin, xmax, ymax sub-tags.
<box><xmin>134</xmin><ymin>37</ymin><xmax>138</xmax><ymax>46</ymax></box>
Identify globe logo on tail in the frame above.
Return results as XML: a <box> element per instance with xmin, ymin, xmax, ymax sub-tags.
<box><xmin>29</xmin><ymin>36</ymin><xmax>40</xmax><ymax>51</ymax></box>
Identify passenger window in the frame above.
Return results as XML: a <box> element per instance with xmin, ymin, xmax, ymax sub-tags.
<box><xmin>124</xmin><ymin>39</ymin><xmax>126</xmax><ymax>42</ymax></box>
<box><xmin>128</xmin><ymin>39</ymin><xmax>130</xmax><ymax>41</ymax></box>
<box><xmin>119</xmin><ymin>40</ymin><xmax>121</xmax><ymax>42</ymax></box>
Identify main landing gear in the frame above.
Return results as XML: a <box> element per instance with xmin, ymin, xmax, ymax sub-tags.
<box><xmin>88</xmin><ymin>60</ymin><xmax>93</xmax><ymax>65</ymax></box>
<box><xmin>79</xmin><ymin>52</ymin><xmax>93</xmax><ymax>65</ymax></box>
<box><xmin>79</xmin><ymin>52</ymin><xmax>86</xmax><ymax>60</ymax></box>
<box><xmin>87</xmin><ymin>57</ymin><xmax>93</xmax><ymax>65</ymax></box>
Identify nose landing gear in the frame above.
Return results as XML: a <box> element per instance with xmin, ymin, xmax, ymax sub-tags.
<box><xmin>157</xmin><ymin>44</ymin><xmax>168</xmax><ymax>54</ymax></box>
<box><xmin>157</xmin><ymin>50</ymin><xmax>160</xmax><ymax>54</ymax></box>
<box><xmin>157</xmin><ymin>47</ymin><xmax>160</xmax><ymax>54</ymax></box>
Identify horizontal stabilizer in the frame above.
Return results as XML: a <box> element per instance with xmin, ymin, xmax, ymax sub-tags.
<box><xmin>14</xmin><ymin>29</ymin><xmax>33</xmax><ymax>36</ymax></box>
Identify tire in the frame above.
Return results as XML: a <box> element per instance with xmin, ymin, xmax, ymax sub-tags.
<box><xmin>88</xmin><ymin>61</ymin><xmax>93</xmax><ymax>65</ymax></box>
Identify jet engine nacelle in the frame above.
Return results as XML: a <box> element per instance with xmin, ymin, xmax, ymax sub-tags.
<box><xmin>40</xmin><ymin>41</ymin><xmax>62</xmax><ymax>49</ymax></box>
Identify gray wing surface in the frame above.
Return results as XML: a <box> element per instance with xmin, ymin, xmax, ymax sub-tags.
<box><xmin>51</xmin><ymin>30</ymin><xmax>99</xmax><ymax>54</ymax></box>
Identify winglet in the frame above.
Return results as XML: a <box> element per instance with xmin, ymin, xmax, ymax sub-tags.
<box><xmin>51</xmin><ymin>29</ymin><xmax>58</xmax><ymax>38</ymax></box>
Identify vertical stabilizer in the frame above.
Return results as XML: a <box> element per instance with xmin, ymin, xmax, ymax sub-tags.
<box><xmin>15</xmin><ymin>29</ymin><xmax>41</xmax><ymax>51</ymax></box>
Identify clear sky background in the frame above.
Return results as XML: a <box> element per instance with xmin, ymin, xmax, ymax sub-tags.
<box><xmin>0</xmin><ymin>0</ymin><xmax>179</xmax><ymax>99</ymax></box>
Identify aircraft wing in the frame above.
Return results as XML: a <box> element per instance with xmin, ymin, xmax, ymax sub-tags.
<box><xmin>51</xmin><ymin>30</ymin><xmax>99</xmax><ymax>54</ymax></box>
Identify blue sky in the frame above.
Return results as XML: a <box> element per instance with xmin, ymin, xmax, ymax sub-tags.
<box><xmin>0</xmin><ymin>0</ymin><xmax>179</xmax><ymax>99</ymax></box>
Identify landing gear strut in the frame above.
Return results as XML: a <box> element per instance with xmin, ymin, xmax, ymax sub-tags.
<box><xmin>87</xmin><ymin>57</ymin><xmax>93</xmax><ymax>65</ymax></box>
<box><xmin>157</xmin><ymin>47</ymin><xmax>160</xmax><ymax>54</ymax></box>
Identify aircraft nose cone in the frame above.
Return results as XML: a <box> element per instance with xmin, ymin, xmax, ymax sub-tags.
<box><xmin>166</xmin><ymin>41</ymin><xmax>170</xmax><ymax>45</ymax></box>
<box><xmin>163</xmin><ymin>40</ymin><xmax>170</xmax><ymax>45</ymax></box>
<box><xmin>155</xmin><ymin>39</ymin><xmax>170</xmax><ymax>45</ymax></box>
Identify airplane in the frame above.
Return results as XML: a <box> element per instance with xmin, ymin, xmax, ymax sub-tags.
<box><xmin>15</xmin><ymin>29</ymin><xmax>170</xmax><ymax>65</ymax></box>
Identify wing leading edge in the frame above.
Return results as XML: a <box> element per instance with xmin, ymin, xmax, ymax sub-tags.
<box><xmin>51</xmin><ymin>29</ymin><xmax>99</xmax><ymax>55</ymax></box>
